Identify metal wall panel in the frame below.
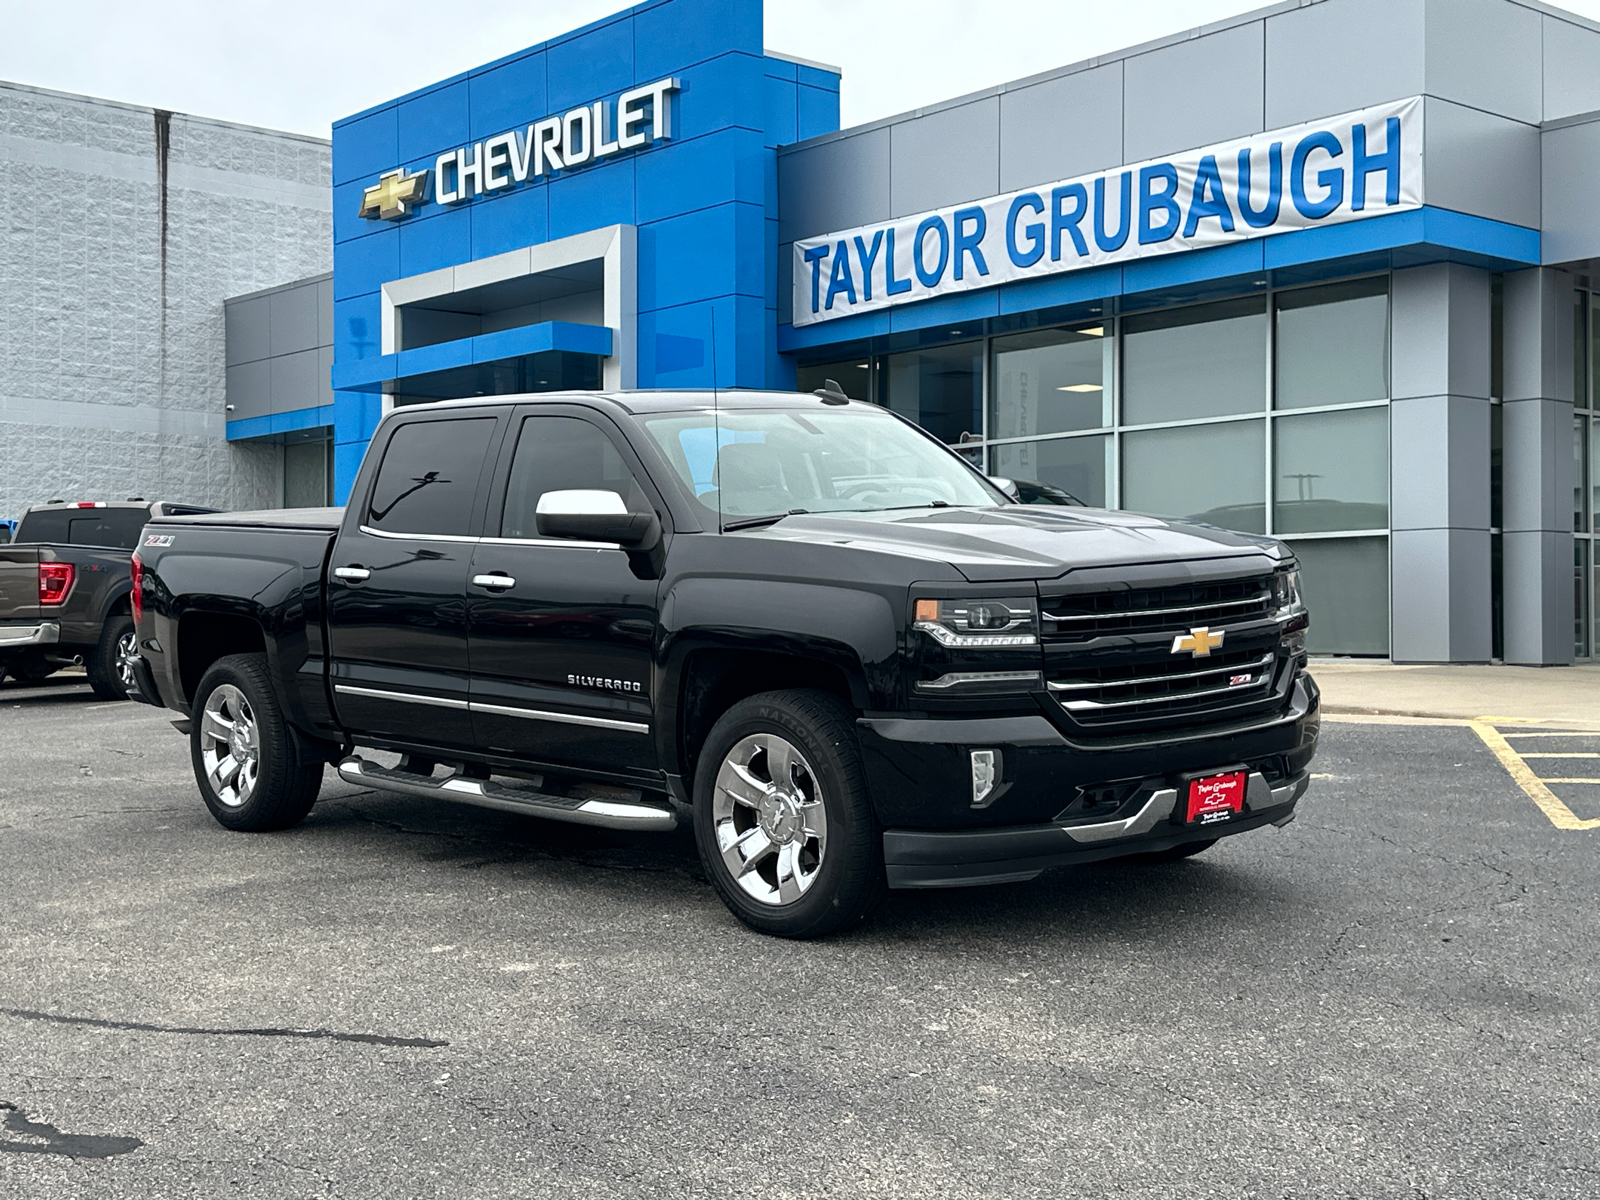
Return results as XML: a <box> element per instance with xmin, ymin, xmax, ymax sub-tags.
<box><xmin>1265</xmin><ymin>0</ymin><xmax>1424</xmax><ymax>128</ymax></box>
<box><xmin>1424</xmin><ymin>0</ymin><xmax>1542</xmax><ymax>126</ymax></box>
<box><xmin>889</xmin><ymin>97</ymin><xmax>1000</xmax><ymax>216</ymax></box>
<box><xmin>269</xmin><ymin>283</ymin><xmax>321</xmax><ymax>358</ymax></box>
<box><xmin>225</xmin><ymin>359</ymin><xmax>271</xmax><ymax>422</ymax></box>
<box><xmin>1391</xmin><ymin>528</ymin><xmax>1492</xmax><ymax>662</ymax></box>
<box><xmin>317</xmin><ymin>276</ymin><xmax>335</xmax><ymax>347</ymax></box>
<box><xmin>1423</xmin><ymin>98</ymin><xmax>1541</xmax><ymax>230</ymax></box>
<box><xmin>1391</xmin><ymin>263</ymin><xmax>1492</xmax><ymax>402</ymax></box>
<box><xmin>225</xmin><ymin>295</ymin><xmax>271</xmax><ymax>366</ymax></box>
<box><xmin>1123</xmin><ymin>21</ymin><xmax>1264</xmax><ymax>162</ymax></box>
<box><xmin>1543</xmin><ymin>15</ymin><xmax>1600</xmax><ymax>123</ymax></box>
<box><xmin>270</xmin><ymin>349</ymin><xmax>321</xmax><ymax>416</ymax></box>
<box><xmin>1542</xmin><ymin>120</ymin><xmax>1600</xmax><ymax>265</ymax></box>
<box><xmin>998</xmin><ymin>64</ymin><xmax>1123</xmax><ymax>192</ymax></box>
<box><xmin>777</xmin><ymin>127</ymin><xmax>891</xmax><ymax>245</ymax></box>
<box><xmin>317</xmin><ymin>345</ymin><xmax>336</xmax><ymax>410</ymax></box>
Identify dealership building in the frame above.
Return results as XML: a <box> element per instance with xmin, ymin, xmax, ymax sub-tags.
<box><xmin>8</xmin><ymin>0</ymin><xmax>1600</xmax><ymax>666</ymax></box>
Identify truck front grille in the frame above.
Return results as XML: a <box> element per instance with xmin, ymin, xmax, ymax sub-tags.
<box><xmin>1039</xmin><ymin>574</ymin><xmax>1285</xmax><ymax>730</ymax></box>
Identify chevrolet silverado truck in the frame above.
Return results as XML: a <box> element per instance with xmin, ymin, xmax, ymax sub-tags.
<box><xmin>125</xmin><ymin>389</ymin><xmax>1318</xmax><ymax>938</ymax></box>
<box><xmin>0</xmin><ymin>500</ymin><xmax>213</xmax><ymax>696</ymax></box>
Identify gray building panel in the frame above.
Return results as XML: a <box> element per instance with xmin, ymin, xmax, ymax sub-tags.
<box><xmin>1422</xmin><ymin>98</ymin><xmax>1541</xmax><ymax>230</ymax></box>
<box><xmin>1390</xmin><ymin>264</ymin><xmax>1491</xmax><ymax>401</ymax></box>
<box><xmin>1504</xmin><ymin>530</ymin><xmax>1574</xmax><ymax>664</ymax></box>
<box><xmin>777</xmin><ymin>126</ymin><xmax>890</xmax><ymax>244</ymax></box>
<box><xmin>1389</xmin><ymin>394</ymin><xmax>1493</xmax><ymax>531</ymax></box>
<box><xmin>1391</xmin><ymin>528</ymin><xmax>1493</xmax><ymax>661</ymax></box>
<box><xmin>225</xmin><ymin>295</ymin><xmax>271</xmax><ymax>366</ymax></box>
<box><xmin>225</xmin><ymin>359</ymin><xmax>271</xmax><ymax>423</ymax></box>
<box><xmin>1122</xmin><ymin>21</ymin><xmax>1265</xmax><ymax>162</ymax></box>
<box><xmin>997</xmin><ymin>64</ymin><xmax>1123</xmax><ymax>192</ymax></box>
<box><xmin>1542</xmin><ymin>118</ymin><xmax>1600</xmax><ymax>265</ymax></box>
<box><xmin>269</xmin><ymin>282</ymin><xmax>321</xmax><ymax>358</ymax></box>
<box><xmin>270</xmin><ymin>348</ymin><xmax>321</xmax><ymax>416</ymax></box>
<box><xmin>317</xmin><ymin>275</ymin><xmax>334</xmax><ymax>346</ymax></box>
<box><xmin>1542</xmin><ymin>14</ymin><xmax>1600</xmax><ymax>123</ymax></box>
<box><xmin>318</xmin><ymin>344</ymin><xmax>335</xmax><ymax>410</ymax></box>
<box><xmin>1264</xmin><ymin>0</ymin><xmax>1425</xmax><ymax>127</ymax></box>
<box><xmin>1423</xmin><ymin>0</ymin><xmax>1543</xmax><ymax>125</ymax></box>
<box><xmin>889</xmin><ymin>97</ymin><xmax>1000</xmax><ymax>216</ymax></box>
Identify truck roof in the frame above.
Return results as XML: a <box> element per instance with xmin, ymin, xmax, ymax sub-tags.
<box><xmin>397</xmin><ymin>389</ymin><xmax>877</xmax><ymax>417</ymax></box>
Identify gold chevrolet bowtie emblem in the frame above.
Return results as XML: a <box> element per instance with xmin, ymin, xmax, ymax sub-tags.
<box><xmin>358</xmin><ymin>169</ymin><xmax>427</xmax><ymax>220</ymax></box>
<box><xmin>1172</xmin><ymin>626</ymin><xmax>1225</xmax><ymax>657</ymax></box>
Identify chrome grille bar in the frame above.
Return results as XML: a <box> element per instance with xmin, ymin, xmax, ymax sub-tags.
<box><xmin>1055</xmin><ymin>674</ymin><xmax>1274</xmax><ymax>713</ymax></box>
<box><xmin>1047</xmin><ymin>653</ymin><xmax>1274</xmax><ymax>693</ymax></box>
<box><xmin>1044</xmin><ymin>590</ymin><xmax>1271</xmax><ymax>624</ymax></box>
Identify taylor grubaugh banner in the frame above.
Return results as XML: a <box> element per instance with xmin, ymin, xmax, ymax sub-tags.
<box><xmin>791</xmin><ymin>96</ymin><xmax>1423</xmax><ymax>327</ymax></box>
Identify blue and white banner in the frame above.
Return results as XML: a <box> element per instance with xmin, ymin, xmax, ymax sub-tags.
<box><xmin>791</xmin><ymin>97</ymin><xmax>1423</xmax><ymax>327</ymax></box>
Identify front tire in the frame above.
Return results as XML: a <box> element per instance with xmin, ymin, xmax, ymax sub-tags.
<box><xmin>693</xmin><ymin>689</ymin><xmax>884</xmax><ymax>939</ymax></box>
<box><xmin>86</xmin><ymin>614</ymin><xmax>135</xmax><ymax>700</ymax></box>
<box><xmin>191</xmin><ymin>653</ymin><xmax>321</xmax><ymax>831</ymax></box>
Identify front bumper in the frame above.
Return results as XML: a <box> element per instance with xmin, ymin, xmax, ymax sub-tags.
<box><xmin>0</xmin><ymin>621</ymin><xmax>60</xmax><ymax>650</ymax></box>
<box><xmin>882</xmin><ymin>768</ymin><xmax>1308</xmax><ymax>888</ymax></box>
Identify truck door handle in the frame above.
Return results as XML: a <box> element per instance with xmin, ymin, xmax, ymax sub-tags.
<box><xmin>471</xmin><ymin>573</ymin><xmax>516</xmax><ymax>591</ymax></box>
<box><xmin>333</xmin><ymin>566</ymin><xmax>371</xmax><ymax>582</ymax></box>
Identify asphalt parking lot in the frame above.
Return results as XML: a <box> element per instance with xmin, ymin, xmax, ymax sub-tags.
<box><xmin>1</xmin><ymin>674</ymin><xmax>1596</xmax><ymax>1199</ymax></box>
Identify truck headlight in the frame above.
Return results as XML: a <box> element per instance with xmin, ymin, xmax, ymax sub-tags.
<box><xmin>1272</xmin><ymin>567</ymin><xmax>1309</xmax><ymax>653</ymax></box>
<box><xmin>913</xmin><ymin>597</ymin><xmax>1039</xmax><ymax>648</ymax></box>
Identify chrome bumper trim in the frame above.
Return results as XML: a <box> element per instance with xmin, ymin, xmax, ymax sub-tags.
<box><xmin>0</xmin><ymin>622</ymin><xmax>60</xmax><ymax>649</ymax></box>
<box><xmin>1061</xmin><ymin>788</ymin><xmax>1178</xmax><ymax>844</ymax></box>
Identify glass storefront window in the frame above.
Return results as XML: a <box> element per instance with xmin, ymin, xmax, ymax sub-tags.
<box><xmin>1122</xmin><ymin>419</ymin><xmax>1265</xmax><ymax>533</ymax></box>
<box><xmin>1275</xmin><ymin>277</ymin><xmax>1389</xmax><ymax>410</ymax></box>
<box><xmin>1576</xmin><ymin>290</ymin><xmax>1589</xmax><ymax>411</ymax></box>
<box><xmin>1273</xmin><ymin>408</ymin><xmax>1388</xmax><ymax>533</ymax></box>
<box><xmin>1122</xmin><ymin>297</ymin><xmax>1267</xmax><ymax>425</ymax></box>
<box><xmin>992</xmin><ymin>435</ymin><xmax>1110</xmax><ymax>507</ymax></box>
<box><xmin>796</xmin><ymin>358</ymin><xmax>873</xmax><ymax>402</ymax></box>
<box><xmin>989</xmin><ymin>324</ymin><xmax>1111</xmax><ymax>440</ymax></box>
<box><xmin>1576</xmin><ymin>414</ymin><xmax>1589</xmax><ymax>534</ymax></box>
<box><xmin>884</xmin><ymin>342</ymin><xmax>982</xmax><ymax>446</ymax></box>
<box><xmin>1577</xmin><ymin>540</ymin><xmax>1591</xmax><ymax>659</ymax></box>
<box><xmin>1290</xmin><ymin>537</ymin><xmax>1389</xmax><ymax>655</ymax></box>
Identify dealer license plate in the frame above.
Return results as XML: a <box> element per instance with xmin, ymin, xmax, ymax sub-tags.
<box><xmin>1186</xmin><ymin>771</ymin><xmax>1248</xmax><ymax>825</ymax></box>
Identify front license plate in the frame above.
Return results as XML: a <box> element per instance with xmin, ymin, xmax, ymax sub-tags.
<box><xmin>1186</xmin><ymin>771</ymin><xmax>1248</xmax><ymax>825</ymax></box>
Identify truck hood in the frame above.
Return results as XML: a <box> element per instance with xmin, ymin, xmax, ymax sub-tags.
<box><xmin>748</xmin><ymin>506</ymin><xmax>1288</xmax><ymax>582</ymax></box>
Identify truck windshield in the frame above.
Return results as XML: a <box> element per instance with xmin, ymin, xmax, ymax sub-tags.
<box><xmin>640</xmin><ymin>407</ymin><xmax>1004</xmax><ymax>522</ymax></box>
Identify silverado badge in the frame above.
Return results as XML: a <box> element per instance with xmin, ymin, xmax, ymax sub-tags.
<box><xmin>1171</xmin><ymin>626</ymin><xmax>1224</xmax><ymax>657</ymax></box>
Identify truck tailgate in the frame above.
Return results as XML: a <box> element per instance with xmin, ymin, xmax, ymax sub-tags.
<box><xmin>0</xmin><ymin>546</ymin><xmax>41</xmax><ymax>623</ymax></box>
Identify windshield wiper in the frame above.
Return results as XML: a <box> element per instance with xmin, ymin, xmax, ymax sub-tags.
<box><xmin>722</xmin><ymin>509</ymin><xmax>808</xmax><ymax>532</ymax></box>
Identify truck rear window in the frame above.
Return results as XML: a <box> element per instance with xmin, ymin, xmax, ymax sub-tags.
<box><xmin>16</xmin><ymin>509</ymin><xmax>149</xmax><ymax>548</ymax></box>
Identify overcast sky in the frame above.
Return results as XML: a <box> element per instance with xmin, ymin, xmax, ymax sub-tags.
<box><xmin>7</xmin><ymin>0</ymin><xmax>1597</xmax><ymax>141</ymax></box>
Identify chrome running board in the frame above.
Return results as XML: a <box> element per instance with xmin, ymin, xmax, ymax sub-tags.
<box><xmin>336</xmin><ymin>756</ymin><xmax>677</xmax><ymax>832</ymax></box>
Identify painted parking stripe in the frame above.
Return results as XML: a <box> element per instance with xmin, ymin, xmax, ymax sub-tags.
<box><xmin>1471</xmin><ymin>721</ymin><xmax>1600</xmax><ymax>832</ymax></box>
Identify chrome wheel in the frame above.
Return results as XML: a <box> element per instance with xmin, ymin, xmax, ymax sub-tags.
<box><xmin>712</xmin><ymin>732</ymin><xmax>828</xmax><ymax>906</ymax></box>
<box><xmin>115</xmin><ymin>631</ymin><xmax>138</xmax><ymax>694</ymax></box>
<box><xmin>199</xmin><ymin>684</ymin><xmax>260</xmax><ymax>808</ymax></box>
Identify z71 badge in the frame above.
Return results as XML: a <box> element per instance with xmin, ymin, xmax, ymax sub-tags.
<box><xmin>143</xmin><ymin>534</ymin><xmax>175</xmax><ymax>547</ymax></box>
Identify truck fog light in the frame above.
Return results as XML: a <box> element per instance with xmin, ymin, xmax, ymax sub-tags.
<box><xmin>971</xmin><ymin>749</ymin><xmax>1001</xmax><ymax>808</ymax></box>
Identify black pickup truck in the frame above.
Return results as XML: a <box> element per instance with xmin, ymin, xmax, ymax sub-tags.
<box><xmin>126</xmin><ymin>390</ymin><xmax>1318</xmax><ymax>938</ymax></box>
<box><xmin>0</xmin><ymin>500</ymin><xmax>214</xmax><ymax>696</ymax></box>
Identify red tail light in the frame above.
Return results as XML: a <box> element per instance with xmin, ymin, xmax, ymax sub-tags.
<box><xmin>39</xmin><ymin>562</ymin><xmax>75</xmax><ymax>605</ymax></box>
<box><xmin>130</xmin><ymin>552</ymin><xmax>144</xmax><ymax>624</ymax></box>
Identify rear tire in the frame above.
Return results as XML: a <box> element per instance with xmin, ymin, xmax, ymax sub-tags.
<box><xmin>693</xmin><ymin>689</ymin><xmax>885</xmax><ymax>939</ymax></box>
<box><xmin>191</xmin><ymin>653</ymin><xmax>321</xmax><ymax>831</ymax></box>
<box><xmin>86</xmin><ymin>615</ymin><xmax>135</xmax><ymax>701</ymax></box>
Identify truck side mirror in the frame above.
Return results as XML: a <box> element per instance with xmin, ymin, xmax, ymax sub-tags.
<box><xmin>535</xmin><ymin>489</ymin><xmax>661</xmax><ymax>551</ymax></box>
<box><xmin>987</xmin><ymin>476</ymin><xmax>1022</xmax><ymax>502</ymax></box>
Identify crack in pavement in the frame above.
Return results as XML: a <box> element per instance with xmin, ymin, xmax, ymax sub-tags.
<box><xmin>0</xmin><ymin>1101</ymin><xmax>143</xmax><ymax>1159</ymax></box>
<box><xmin>0</xmin><ymin>1006</ymin><xmax>448</xmax><ymax>1048</ymax></box>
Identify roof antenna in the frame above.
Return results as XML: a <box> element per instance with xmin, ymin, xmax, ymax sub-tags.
<box><xmin>814</xmin><ymin>378</ymin><xmax>850</xmax><ymax>405</ymax></box>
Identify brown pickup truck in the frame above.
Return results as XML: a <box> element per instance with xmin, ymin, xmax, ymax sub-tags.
<box><xmin>0</xmin><ymin>500</ymin><xmax>213</xmax><ymax>697</ymax></box>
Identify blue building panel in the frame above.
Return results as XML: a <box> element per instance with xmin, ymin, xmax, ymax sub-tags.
<box><xmin>546</xmin><ymin>155</ymin><xmax>638</xmax><ymax>240</ymax></box>
<box><xmin>332</xmin><ymin>107</ymin><xmax>398</xmax><ymax>187</ymax></box>
<box><xmin>634</xmin><ymin>0</ymin><xmax>761</xmax><ymax>81</ymax></box>
<box><xmin>470</xmin><ymin>182</ymin><xmax>550</xmax><ymax>259</ymax></box>
<box><xmin>332</xmin><ymin>296</ymin><xmax>383</xmax><ymax>364</ymax></box>
<box><xmin>469</xmin><ymin>52</ymin><xmax>548</xmax><ymax>140</ymax></box>
<box><xmin>797</xmin><ymin>83</ymin><xmax>841</xmax><ymax>142</ymax></box>
<box><xmin>333</xmin><ymin>230</ymin><xmax>399</xmax><ymax>302</ymax></box>
<box><xmin>547</xmin><ymin>16</ymin><xmax>634</xmax><ymax>114</ymax></box>
<box><xmin>634</xmin><ymin>126</ymin><xmax>765</xmax><ymax>223</ymax></box>
<box><xmin>398</xmin><ymin>208</ymin><xmax>474</xmax><ymax>277</ymax></box>
<box><xmin>397</xmin><ymin>80</ymin><xmax>470</xmax><ymax>164</ymax></box>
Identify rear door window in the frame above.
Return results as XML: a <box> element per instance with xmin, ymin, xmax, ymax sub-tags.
<box><xmin>366</xmin><ymin>418</ymin><xmax>496</xmax><ymax>536</ymax></box>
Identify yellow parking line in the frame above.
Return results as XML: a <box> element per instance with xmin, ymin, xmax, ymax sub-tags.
<box><xmin>1502</xmin><ymin>731</ymin><xmax>1600</xmax><ymax>738</ymax></box>
<box><xmin>1539</xmin><ymin>778</ymin><xmax>1600</xmax><ymax>784</ymax></box>
<box><xmin>1517</xmin><ymin>752</ymin><xmax>1600</xmax><ymax>758</ymax></box>
<box><xmin>1471</xmin><ymin>722</ymin><xmax>1600</xmax><ymax>831</ymax></box>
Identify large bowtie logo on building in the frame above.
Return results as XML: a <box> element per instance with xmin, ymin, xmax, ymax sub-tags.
<box><xmin>358</xmin><ymin>169</ymin><xmax>428</xmax><ymax>220</ymax></box>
